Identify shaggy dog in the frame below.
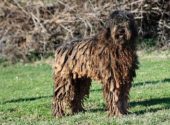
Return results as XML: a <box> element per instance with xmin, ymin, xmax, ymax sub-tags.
<box><xmin>52</xmin><ymin>10</ymin><xmax>138</xmax><ymax>117</ymax></box>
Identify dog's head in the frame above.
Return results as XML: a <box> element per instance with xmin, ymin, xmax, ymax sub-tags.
<box><xmin>106</xmin><ymin>10</ymin><xmax>137</xmax><ymax>44</ymax></box>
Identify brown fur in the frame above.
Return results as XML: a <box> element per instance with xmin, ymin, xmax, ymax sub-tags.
<box><xmin>52</xmin><ymin>10</ymin><xmax>138</xmax><ymax>117</ymax></box>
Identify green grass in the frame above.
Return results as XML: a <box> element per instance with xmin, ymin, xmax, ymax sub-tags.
<box><xmin>0</xmin><ymin>54</ymin><xmax>170</xmax><ymax>125</ymax></box>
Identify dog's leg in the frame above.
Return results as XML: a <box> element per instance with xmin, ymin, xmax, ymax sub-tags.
<box><xmin>71</xmin><ymin>77</ymin><xmax>91</xmax><ymax>113</ymax></box>
<box><xmin>121</xmin><ymin>83</ymin><xmax>131</xmax><ymax>114</ymax></box>
<box><xmin>52</xmin><ymin>76</ymin><xmax>75</xmax><ymax>117</ymax></box>
<box><xmin>103</xmin><ymin>81</ymin><xmax>126</xmax><ymax>117</ymax></box>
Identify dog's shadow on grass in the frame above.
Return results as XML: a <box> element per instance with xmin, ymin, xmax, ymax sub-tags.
<box><xmin>133</xmin><ymin>78</ymin><xmax>170</xmax><ymax>87</ymax></box>
<box><xmin>91</xmin><ymin>78</ymin><xmax>170</xmax><ymax>91</ymax></box>
<box><xmin>88</xmin><ymin>108</ymin><xmax>106</xmax><ymax>112</ymax></box>
<box><xmin>1</xmin><ymin>95</ymin><xmax>52</xmax><ymax>104</ymax></box>
<box><xmin>130</xmin><ymin>97</ymin><xmax>170</xmax><ymax>115</ymax></box>
<box><xmin>88</xmin><ymin>97</ymin><xmax>170</xmax><ymax>115</ymax></box>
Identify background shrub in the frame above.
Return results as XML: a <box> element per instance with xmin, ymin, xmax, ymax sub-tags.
<box><xmin>0</xmin><ymin>0</ymin><xmax>169</xmax><ymax>63</ymax></box>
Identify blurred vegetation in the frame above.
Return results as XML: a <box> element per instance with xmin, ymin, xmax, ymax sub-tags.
<box><xmin>0</xmin><ymin>0</ymin><xmax>169</xmax><ymax>63</ymax></box>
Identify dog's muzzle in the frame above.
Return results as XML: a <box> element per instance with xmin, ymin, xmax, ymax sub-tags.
<box><xmin>115</xmin><ymin>27</ymin><xmax>126</xmax><ymax>40</ymax></box>
<box><xmin>115</xmin><ymin>28</ymin><xmax>126</xmax><ymax>40</ymax></box>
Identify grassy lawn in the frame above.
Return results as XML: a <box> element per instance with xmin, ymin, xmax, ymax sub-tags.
<box><xmin>0</xmin><ymin>52</ymin><xmax>170</xmax><ymax>125</ymax></box>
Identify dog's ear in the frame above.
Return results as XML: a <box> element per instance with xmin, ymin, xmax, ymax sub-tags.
<box><xmin>110</xmin><ymin>10</ymin><xmax>120</xmax><ymax>19</ymax></box>
<box><xmin>104</xmin><ymin>19</ymin><xmax>112</xmax><ymax>39</ymax></box>
<box><xmin>128</xmin><ymin>13</ymin><xmax>138</xmax><ymax>39</ymax></box>
<box><xmin>99</xmin><ymin>27</ymin><xmax>111</xmax><ymax>40</ymax></box>
<box><xmin>105</xmin><ymin>27</ymin><xmax>111</xmax><ymax>39</ymax></box>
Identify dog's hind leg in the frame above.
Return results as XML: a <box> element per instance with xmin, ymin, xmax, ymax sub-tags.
<box><xmin>52</xmin><ymin>75</ymin><xmax>75</xmax><ymax>117</ymax></box>
<box><xmin>71</xmin><ymin>77</ymin><xmax>91</xmax><ymax>113</ymax></box>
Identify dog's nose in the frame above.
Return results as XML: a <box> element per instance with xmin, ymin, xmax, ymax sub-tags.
<box><xmin>118</xmin><ymin>28</ymin><xmax>125</xmax><ymax>35</ymax></box>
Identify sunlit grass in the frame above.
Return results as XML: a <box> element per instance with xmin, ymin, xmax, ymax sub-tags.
<box><xmin>0</xmin><ymin>54</ymin><xmax>170</xmax><ymax>125</ymax></box>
